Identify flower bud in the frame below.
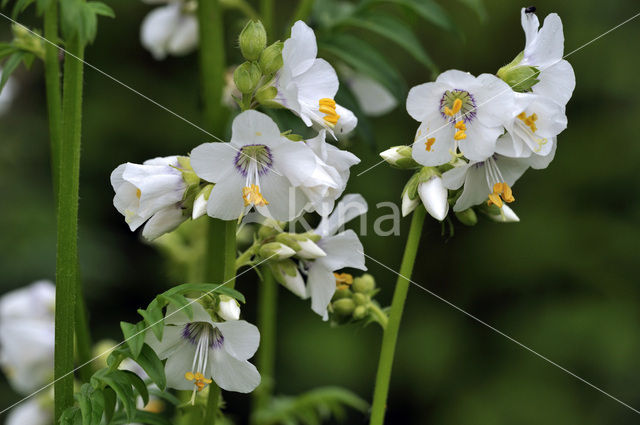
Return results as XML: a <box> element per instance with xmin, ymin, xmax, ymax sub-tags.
<box><xmin>259</xmin><ymin>242</ymin><xmax>296</xmax><ymax>260</ymax></box>
<box><xmin>402</xmin><ymin>191</ymin><xmax>419</xmax><ymax>217</ymax></box>
<box><xmin>352</xmin><ymin>274</ymin><xmax>375</xmax><ymax>293</ymax></box>
<box><xmin>418</xmin><ymin>176</ymin><xmax>449</xmax><ymax>221</ymax></box>
<box><xmin>255</xmin><ymin>84</ymin><xmax>278</xmax><ymax>106</ymax></box>
<box><xmin>484</xmin><ymin>204</ymin><xmax>520</xmax><ymax>223</ymax></box>
<box><xmin>353</xmin><ymin>305</ymin><xmax>368</xmax><ymax>320</ymax></box>
<box><xmin>192</xmin><ymin>184</ymin><xmax>213</xmax><ymax>219</ymax></box>
<box><xmin>274</xmin><ymin>233</ymin><xmax>301</xmax><ymax>251</ymax></box>
<box><xmin>332</xmin><ymin>288</ymin><xmax>352</xmax><ymax>300</ymax></box>
<box><xmin>271</xmin><ymin>260</ymin><xmax>306</xmax><ymax>298</ymax></box>
<box><xmin>352</xmin><ymin>292</ymin><xmax>368</xmax><ymax>306</ymax></box>
<box><xmin>455</xmin><ymin>208</ymin><xmax>478</xmax><ymax>226</ymax></box>
<box><xmin>380</xmin><ymin>145</ymin><xmax>420</xmax><ymax>169</ymax></box>
<box><xmin>234</xmin><ymin>61</ymin><xmax>262</xmax><ymax>94</ymax></box>
<box><xmin>239</xmin><ymin>20</ymin><xmax>267</xmax><ymax>61</ymax></box>
<box><xmin>294</xmin><ymin>238</ymin><xmax>326</xmax><ymax>259</ymax></box>
<box><xmin>259</xmin><ymin>41</ymin><xmax>283</xmax><ymax>75</ymax></box>
<box><xmin>332</xmin><ymin>298</ymin><xmax>355</xmax><ymax>317</ymax></box>
<box><xmin>217</xmin><ymin>296</ymin><xmax>240</xmax><ymax>321</ymax></box>
<box><xmin>497</xmin><ymin>52</ymin><xmax>540</xmax><ymax>92</ymax></box>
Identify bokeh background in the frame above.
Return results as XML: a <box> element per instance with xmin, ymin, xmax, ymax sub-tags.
<box><xmin>2</xmin><ymin>0</ymin><xmax>640</xmax><ymax>423</ymax></box>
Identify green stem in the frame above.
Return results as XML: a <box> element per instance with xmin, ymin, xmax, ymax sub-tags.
<box><xmin>54</xmin><ymin>35</ymin><xmax>85</xmax><ymax>421</ymax></box>
<box><xmin>252</xmin><ymin>267</ymin><xmax>278</xmax><ymax>419</ymax></box>
<box><xmin>369</xmin><ymin>206</ymin><xmax>426</xmax><ymax>425</ymax></box>
<box><xmin>369</xmin><ymin>303</ymin><xmax>388</xmax><ymax>330</ymax></box>
<box><xmin>75</xmin><ymin>272</ymin><xmax>93</xmax><ymax>382</ymax></box>
<box><xmin>260</xmin><ymin>0</ymin><xmax>274</xmax><ymax>33</ymax></box>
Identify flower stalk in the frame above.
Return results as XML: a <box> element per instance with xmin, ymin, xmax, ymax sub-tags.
<box><xmin>54</xmin><ymin>34</ymin><xmax>86</xmax><ymax>420</ymax></box>
<box><xmin>369</xmin><ymin>205</ymin><xmax>426</xmax><ymax>425</ymax></box>
<box><xmin>43</xmin><ymin>1</ymin><xmax>62</xmax><ymax>198</ymax></box>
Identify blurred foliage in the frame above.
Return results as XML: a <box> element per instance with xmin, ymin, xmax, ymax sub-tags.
<box><xmin>1</xmin><ymin>0</ymin><xmax>640</xmax><ymax>424</ymax></box>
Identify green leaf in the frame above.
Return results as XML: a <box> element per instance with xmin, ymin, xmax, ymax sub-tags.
<box><xmin>75</xmin><ymin>384</ymin><xmax>93</xmax><ymax>425</ymax></box>
<box><xmin>121</xmin><ymin>370</ymin><xmax>149</xmax><ymax>406</ymax></box>
<box><xmin>362</xmin><ymin>0</ymin><xmax>457</xmax><ymax>34</ymax></box>
<box><xmin>138</xmin><ymin>299</ymin><xmax>164</xmax><ymax>341</ymax></box>
<box><xmin>319</xmin><ymin>34</ymin><xmax>406</xmax><ymax>100</ymax></box>
<box><xmin>120</xmin><ymin>321</ymin><xmax>146</xmax><ymax>358</ymax></box>
<box><xmin>165</xmin><ymin>282</ymin><xmax>247</xmax><ymax>304</ymax></box>
<box><xmin>59</xmin><ymin>407</ymin><xmax>82</xmax><ymax>425</ymax></box>
<box><xmin>149</xmin><ymin>387</ymin><xmax>182</xmax><ymax>406</ymax></box>
<box><xmin>11</xmin><ymin>0</ymin><xmax>35</xmax><ymax>18</ymax></box>
<box><xmin>92</xmin><ymin>370</ymin><xmax>137</xmax><ymax>421</ymax></box>
<box><xmin>89</xmin><ymin>388</ymin><xmax>105</xmax><ymax>425</ymax></box>
<box><xmin>457</xmin><ymin>0</ymin><xmax>487</xmax><ymax>22</ymax></box>
<box><xmin>157</xmin><ymin>293</ymin><xmax>193</xmax><ymax>320</ymax></box>
<box><xmin>1</xmin><ymin>51</ymin><xmax>25</xmax><ymax>92</ymax></box>
<box><xmin>132</xmin><ymin>344</ymin><xmax>167</xmax><ymax>391</ymax></box>
<box><xmin>102</xmin><ymin>387</ymin><xmax>117</xmax><ymax>424</ymax></box>
<box><xmin>87</xmin><ymin>1</ymin><xmax>115</xmax><ymax>18</ymax></box>
<box><xmin>0</xmin><ymin>43</ymin><xmax>18</xmax><ymax>60</ymax></box>
<box><xmin>337</xmin><ymin>13</ymin><xmax>437</xmax><ymax>73</ymax></box>
<box><xmin>109</xmin><ymin>410</ymin><xmax>173</xmax><ymax>425</ymax></box>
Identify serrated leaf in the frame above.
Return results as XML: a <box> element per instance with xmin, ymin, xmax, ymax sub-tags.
<box><xmin>318</xmin><ymin>34</ymin><xmax>406</xmax><ymax>100</ymax></box>
<box><xmin>121</xmin><ymin>370</ymin><xmax>149</xmax><ymax>406</ymax></box>
<box><xmin>134</xmin><ymin>344</ymin><xmax>167</xmax><ymax>391</ymax></box>
<box><xmin>337</xmin><ymin>13</ymin><xmax>437</xmax><ymax>73</ymax></box>
<box><xmin>87</xmin><ymin>1</ymin><xmax>114</xmax><ymax>17</ymax></box>
<box><xmin>120</xmin><ymin>321</ymin><xmax>146</xmax><ymax>358</ymax></box>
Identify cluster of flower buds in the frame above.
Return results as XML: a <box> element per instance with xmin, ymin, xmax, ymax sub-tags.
<box><xmin>328</xmin><ymin>274</ymin><xmax>387</xmax><ymax>328</ymax></box>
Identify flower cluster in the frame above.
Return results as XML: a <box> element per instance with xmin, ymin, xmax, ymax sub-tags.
<box><xmin>381</xmin><ymin>8</ymin><xmax>575</xmax><ymax>223</ymax></box>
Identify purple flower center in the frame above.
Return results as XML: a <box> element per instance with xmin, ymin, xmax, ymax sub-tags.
<box><xmin>440</xmin><ymin>89</ymin><xmax>477</xmax><ymax>124</ymax></box>
<box><xmin>234</xmin><ymin>144</ymin><xmax>273</xmax><ymax>177</ymax></box>
<box><xmin>182</xmin><ymin>323</ymin><xmax>224</xmax><ymax>349</ymax></box>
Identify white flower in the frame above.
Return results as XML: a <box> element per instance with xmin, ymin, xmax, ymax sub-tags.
<box><xmin>519</xmin><ymin>8</ymin><xmax>575</xmax><ymax>106</ymax></box>
<box><xmin>293</xmin><ymin>194</ymin><xmax>367</xmax><ymax>319</ymax></box>
<box><xmin>0</xmin><ymin>72</ymin><xmax>17</xmax><ymax>116</ymax></box>
<box><xmin>441</xmin><ymin>152</ymin><xmax>552</xmax><ymax>212</ymax></box>
<box><xmin>141</xmin><ymin>0</ymin><xmax>198</xmax><ymax>60</ymax></box>
<box><xmin>190</xmin><ymin>110</ymin><xmax>318</xmax><ymax>221</ymax></box>
<box><xmin>111</xmin><ymin>156</ymin><xmax>188</xmax><ymax>240</ymax></box>
<box><xmin>401</xmin><ymin>190</ymin><xmax>419</xmax><ymax>217</ymax></box>
<box><xmin>418</xmin><ymin>176</ymin><xmax>449</xmax><ymax>221</ymax></box>
<box><xmin>271</xmin><ymin>260</ymin><xmax>307</xmax><ymax>298</ymax></box>
<box><xmin>487</xmin><ymin>204</ymin><xmax>520</xmax><ymax>223</ymax></box>
<box><xmin>6</xmin><ymin>396</ymin><xmax>52</xmax><ymax>425</ymax></box>
<box><xmin>146</xmin><ymin>302</ymin><xmax>260</xmax><ymax>396</ymax></box>
<box><xmin>407</xmin><ymin>70</ymin><xmax>515</xmax><ymax>165</ymax></box>
<box><xmin>294</xmin><ymin>238</ymin><xmax>327</xmax><ymax>260</ymax></box>
<box><xmin>0</xmin><ymin>281</ymin><xmax>55</xmax><ymax>395</ymax></box>
<box><xmin>496</xmin><ymin>93</ymin><xmax>566</xmax><ymax>159</ymax></box>
<box><xmin>344</xmin><ymin>69</ymin><xmax>397</xmax><ymax>117</ymax></box>
<box><xmin>301</xmin><ymin>130</ymin><xmax>360</xmax><ymax>216</ymax></box>
<box><xmin>217</xmin><ymin>297</ymin><xmax>241</xmax><ymax>321</ymax></box>
<box><xmin>274</xmin><ymin>21</ymin><xmax>357</xmax><ymax>138</ymax></box>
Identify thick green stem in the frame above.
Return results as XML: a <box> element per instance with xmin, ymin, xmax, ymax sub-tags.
<box><xmin>260</xmin><ymin>0</ymin><xmax>274</xmax><ymax>33</ymax></box>
<box><xmin>369</xmin><ymin>206</ymin><xmax>426</xmax><ymax>425</ymax></box>
<box><xmin>75</xmin><ymin>272</ymin><xmax>93</xmax><ymax>382</ymax></box>
<box><xmin>54</xmin><ymin>35</ymin><xmax>85</xmax><ymax>421</ymax></box>
<box><xmin>252</xmin><ymin>267</ymin><xmax>278</xmax><ymax>418</ymax></box>
<box><xmin>43</xmin><ymin>0</ymin><xmax>62</xmax><ymax>198</ymax></box>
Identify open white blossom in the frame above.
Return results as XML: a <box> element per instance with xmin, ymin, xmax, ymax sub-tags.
<box><xmin>0</xmin><ymin>281</ymin><xmax>55</xmax><ymax>395</ymax></box>
<box><xmin>145</xmin><ymin>301</ymin><xmax>260</xmax><ymax>398</ymax></box>
<box><xmin>407</xmin><ymin>70</ymin><xmax>515</xmax><ymax>166</ymax></box>
<box><xmin>141</xmin><ymin>0</ymin><xmax>198</xmax><ymax>60</ymax></box>
<box><xmin>274</xmin><ymin>21</ymin><xmax>357</xmax><ymax>138</ymax></box>
<box><xmin>519</xmin><ymin>8</ymin><xmax>575</xmax><ymax>106</ymax></box>
<box><xmin>190</xmin><ymin>110</ymin><xmax>318</xmax><ymax>221</ymax></box>
<box><xmin>301</xmin><ymin>130</ymin><xmax>360</xmax><ymax>216</ymax></box>
<box><xmin>111</xmin><ymin>156</ymin><xmax>188</xmax><ymax>240</ymax></box>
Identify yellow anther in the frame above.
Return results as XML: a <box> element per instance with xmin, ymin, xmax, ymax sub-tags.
<box><xmin>319</xmin><ymin>105</ymin><xmax>336</xmax><ymax>115</ymax></box>
<box><xmin>242</xmin><ymin>184</ymin><xmax>269</xmax><ymax>207</ymax></box>
<box><xmin>425</xmin><ymin>138</ymin><xmax>436</xmax><ymax>151</ymax></box>
<box><xmin>451</xmin><ymin>98</ymin><xmax>462</xmax><ymax>115</ymax></box>
<box><xmin>194</xmin><ymin>373</ymin><xmax>204</xmax><ymax>380</ymax></box>
<box><xmin>487</xmin><ymin>182</ymin><xmax>515</xmax><ymax>208</ymax></box>
<box><xmin>454</xmin><ymin>130</ymin><xmax>467</xmax><ymax>141</ymax></box>
<box><xmin>323</xmin><ymin>114</ymin><xmax>340</xmax><ymax>125</ymax></box>
<box><xmin>185</xmin><ymin>372</ymin><xmax>195</xmax><ymax>381</ymax></box>
<box><xmin>454</xmin><ymin>120</ymin><xmax>466</xmax><ymax>130</ymax></box>
<box><xmin>517</xmin><ymin>111</ymin><xmax>538</xmax><ymax>133</ymax></box>
<box><xmin>334</xmin><ymin>272</ymin><xmax>353</xmax><ymax>290</ymax></box>
<box><xmin>136</xmin><ymin>188</ymin><xmax>141</xmax><ymax>199</ymax></box>
<box><xmin>319</xmin><ymin>98</ymin><xmax>336</xmax><ymax>108</ymax></box>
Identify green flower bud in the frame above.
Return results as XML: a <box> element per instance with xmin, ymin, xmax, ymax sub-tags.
<box><xmin>255</xmin><ymin>84</ymin><xmax>278</xmax><ymax>105</ymax></box>
<box><xmin>257</xmin><ymin>221</ymin><xmax>281</xmax><ymax>239</ymax></box>
<box><xmin>352</xmin><ymin>292</ymin><xmax>368</xmax><ymax>306</ymax></box>
<box><xmin>239</xmin><ymin>20</ymin><xmax>267</xmax><ymax>61</ymax></box>
<box><xmin>333</xmin><ymin>298</ymin><xmax>356</xmax><ymax>317</ymax></box>
<box><xmin>259</xmin><ymin>242</ymin><xmax>296</xmax><ymax>260</ymax></box>
<box><xmin>352</xmin><ymin>274</ymin><xmax>375</xmax><ymax>293</ymax></box>
<box><xmin>275</xmin><ymin>233</ymin><xmax>302</xmax><ymax>251</ymax></box>
<box><xmin>455</xmin><ymin>208</ymin><xmax>478</xmax><ymax>226</ymax></box>
<box><xmin>353</xmin><ymin>305</ymin><xmax>368</xmax><ymax>320</ymax></box>
<box><xmin>259</xmin><ymin>41</ymin><xmax>284</xmax><ymax>75</ymax></box>
<box><xmin>497</xmin><ymin>52</ymin><xmax>540</xmax><ymax>92</ymax></box>
<box><xmin>177</xmin><ymin>156</ymin><xmax>200</xmax><ymax>187</ymax></box>
<box><xmin>234</xmin><ymin>61</ymin><xmax>262</xmax><ymax>94</ymax></box>
<box><xmin>380</xmin><ymin>145</ymin><xmax>420</xmax><ymax>169</ymax></box>
<box><xmin>332</xmin><ymin>288</ymin><xmax>352</xmax><ymax>300</ymax></box>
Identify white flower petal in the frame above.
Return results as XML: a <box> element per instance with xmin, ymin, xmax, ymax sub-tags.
<box><xmin>142</xmin><ymin>205</ymin><xmax>186</xmax><ymax>241</ymax></box>
<box><xmin>167</xmin><ymin>14</ymin><xmax>198</xmax><ymax>56</ymax></box>
<box><xmin>534</xmin><ymin>59</ymin><xmax>575</xmax><ymax>107</ymax></box>
<box><xmin>209</xmin><ymin>349</ymin><xmax>261</xmax><ymax>393</ymax></box>
<box><xmin>521</xmin><ymin>7</ymin><xmax>540</xmax><ymax>51</ymax></box>
<box><xmin>525</xmin><ymin>13</ymin><xmax>564</xmax><ymax>66</ymax></box>
<box><xmin>436</xmin><ymin>69</ymin><xmax>477</xmax><ymax>87</ymax></box>
<box><xmin>306</xmin><ymin>263</ymin><xmax>336</xmax><ymax>320</ymax></box>
<box><xmin>334</xmin><ymin>104</ymin><xmax>358</xmax><ymax>137</ymax></box>
<box><xmin>316</xmin><ymin>230</ymin><xmax>366</xmax><ymax>271</ymax></box>
<box><xmin>406</xmin><ymin>81</ymin><xmax>445</xmax><ymax>122</ymax></box>
<box><xmin>315</xmin><ymin>193</ymin><xmax>368</xmax><ymax>237</ymax></box>
<box><xmin>452</xmin><ymin>162</ymin><xmax>490</xmax><ymax>212</ymax></box>
<box><xmin>441</xmin><ymin>162</ymin><xmax>470</xmax><ymax>191</ymax></box>
<box><xmin>215</xmin><ymin>320</ymin><xmax>260</xmax><ymax>360</ymax></box>
<box><xmin>458</xmin><ymin>122</ymin><xmax>501</xmax><ymax>162</ymax></box>
<box><xmin>6</xmin><ymin>398</ymin><xmax>51</xmax><ymax>425</ymax></box>
<box><xmin>273</xmin><ymin>140</ymin><xmax>319</xmax><ymax>186</ymax></box>
<box><xmin>255</xmin><ymin>172</ymin><xmax>308</xmax><ymax>221</ymax></box>
<box><xmin>206</xmin><ymin>173</ymin><xmax>246</xmax><ymax>220</ymax></box>
<box><xmin>349</xmin><ymin>73</ymin><xmax>397</xmax><ymax>116</ymax></box>
<box><xmin>411</xmin><ymin>118</ymin><xmax>454</xmax><ymax>167</ymax></box>
<box><xmin>230</xmin><ymin>110</ymin><xmax>283</xmax><ymax>148</ymax></box>
<box><xmin>418</xmin><ymin>177</ymin><xmax>449</xmax><ymax>221</ymax></box>
<box><xmin>294</xmin><ymin>58</ymin><xmax>339</xmax><ymax>104</ymax></box>
<box><xmin>282</xmin><ymin>21</ymin><xmax>318</xmax><ymax>77</ymax></box>
<box><xmin>190</xmin><ymin>142</ymin><xmax>238</xmax><ymax>183</ymax></box>
<box><xmin>164</xmin><ymin>343</ymin><xmax>197</xmax><ymax>391</ymax></box>
<box><xmin>401</xmin><ymin>191</ymin><xmax>419</xmax><ymax>217</ymax></box>
<box><xmin>140</xmin><ymin>4</ymin><xmax>181</xmax><ymax>60</ymax></box>
<box><xmin>144</xmin><ymin>325</ymin><xmax>186</xmax><ymax>359</ymax></box>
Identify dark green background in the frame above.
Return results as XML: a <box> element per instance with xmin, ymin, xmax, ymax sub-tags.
<box><xmin>1</xmin><ymin>0</ymin><xmax>639</xmax><ymax>423</ymax></box>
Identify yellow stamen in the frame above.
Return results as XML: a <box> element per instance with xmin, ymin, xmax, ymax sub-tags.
<box><xmin>319</xmin><ymin>105</ymin><xmax>336</xmax><ymax>115</ymax></box>
<box><xmin>517</xmin><ymin>111</ymin><xmax>538</xmax><ymax>133</ymax></box>
<box><xmin>425</xmin><ymin>137</ymin><xmax>436</xmax><ymax>151</ymax></box>
<box><xmin>487</xmin><ymin>182</ymin><xmax>515</xmax><ymax>208</ymax></box>
<box><xmin>185</xmin><ymin>370</ymin><xmax>213</xmax><ymax>393</ymax></box>
<box><xmin>445</xmin><ymin>98</ymin><xmax>463</xmax><ymax>117</ymax></box>
<box><xmin>318</xmin><ymin>98</ymin><xmax>340</xmax><ymax>127</ymax></box>
<box><xmin>334</xmin><ymin>272</ymin><xmax>353</xmax><ymax>290</ymax></box>
<box><xmin>136</xmin><ymin>188</ymin><xmax>141</xmax><ymax>199</ymax></box>
<box><xmin>454</xmin><ymin>130</ymin><xmax>467</xmax><ymax>141</ymax></box>
<box><xmin>454</xmin><ymin>120</ymin><xmax>466</xmax><ymax>130</ymax></box>
<box><xmin>185</xmin><ymin>372</ymin><xmax>195</xmax><ymax>381</ymax></box>
<box><xmin>323</xmin><ymin>114</ymin><xmax>340</xmax><ymax>124</ymax></box>
<box><xmin>242</xmin><ymin>184</ymin><xmax>269</xmax><ymax>207</ymax></box>
<box><xmin>319</xmin><ymin>98</ymin><xmax>336</xmax><ymax>108</ymax></box>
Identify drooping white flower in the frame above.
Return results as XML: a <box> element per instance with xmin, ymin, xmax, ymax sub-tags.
<box><xmin>217</xmin><ymin>297</ymin><xmax>241</xmax><ymax>322</ymax></box>
<box><xmin>519</xmin><ymin>8</ymin><xmax>575</xmax><ymax>106</ymax></box>
<box><xmin>401</xmin><ymin>190</ymin><xmax>419</xmax><ymax>217</ymax></box>
<box><xmin>111</xmin><ymin>156</ymin><xmax>189</xmax><ymax>240</ymax></box>
<box><xmin>0</xmin><ymin>281</ymin><xmax>55</xmax><ymax>395</ymax></box>
<box><xmin>5</xmin><ymin>395</ymin><xmax>52</xmax><ymax>425</ymax></box>
<box><xmin>496</xmin><ymin>93</ymin><xmax>566</xmax><ymax>159</ymax></box>
<box><xmin>289</xmin><ymin>194</ymin><xmax>367</xmax><ymax>319</ymax></box>
<box><xmin>140</xmin><ymin>0</ymin><xmax>198</xmax><ymax>60</ymax></box>
<box><xmin>407</xmin><ymin>70</ymin><xmax>515</xmax><ymax>166</ymax></box>
<box><xmin>418</xmin><ymin>176</ymin><xmax>449</xmax><ymax>221</ymax></box>
<box><xmin>273</xmin><ymin>21</ymin><xmax>357</xmax><ymax>138</ymax></box>
<box><xmin>441</xmin><ymin>152</ymin><xmax>552</xmax><ymax>212</ymax></box>
<box><xmin>145</xmin><ymin>302</ymin><xmax>260</xmax><ymax>396</ymax></box>
<box><xmin>301</xmin><ymin>130</ymin><xmax>360</xmax><ymax>216</ymax></box>
<box><xmin>0</xmin><ymin>71</ymin><xmax>17</xmax><ymax>116</ymax></box>
<box><xmin>190</xmin><ymin>110</ymin><xmax>318</xmax><ymax>221</ymax></box>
